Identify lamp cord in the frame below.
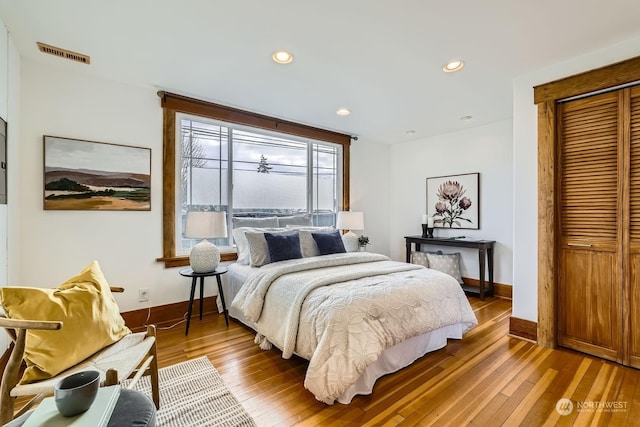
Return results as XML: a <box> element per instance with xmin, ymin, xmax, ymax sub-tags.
<box><xmin>142</xmin><ymin>304</ymin><xmax>188</xmax><ymax>331</ymax></box>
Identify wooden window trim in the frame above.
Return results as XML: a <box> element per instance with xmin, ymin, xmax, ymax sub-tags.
<box><xmin>535</xmin><ymin>55</ymin><xmax>640</xmax><ymax>348</ymax></box>
<box><xmin>156</xmin><ymin>91</ymin><xmax>352</xmax><ymax>268</ymax></box>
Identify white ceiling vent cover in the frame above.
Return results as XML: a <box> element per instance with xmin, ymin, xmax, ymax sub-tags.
<box><xmin>36</xmin><ymin>42</ymin><xmax>90</xmax><ymax>64</ymax></box>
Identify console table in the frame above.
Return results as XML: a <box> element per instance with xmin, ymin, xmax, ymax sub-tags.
<box><xmin>405</xmin><ymin>236</ymin><xmax>496</xmax><ymax>300</ymax></box>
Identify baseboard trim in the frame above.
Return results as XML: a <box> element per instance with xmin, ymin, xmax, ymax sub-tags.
<box><xmin>509</xmin><ymin>316</ymin><xmax>538</xmax><ymax>343</ymax></box>
<box><xmin>121</xmin><ymin>296</ymin><xmax>218</xmax><ymax>332</ymax></box>
<box><xmin>461</xmin><ymin>277</ymin><xmax>512</xmax><ymax>299</ymax></box>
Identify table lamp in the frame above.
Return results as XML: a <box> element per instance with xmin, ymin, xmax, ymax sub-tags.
<box><xmin>336</xmin><ymin>211</ymin><xmax>364</xmax><ymax>252</ymax></box>
<box><xmin>184</xmin><ymin>211</ymin><xmax>228</xmax><ymax>273</ymax></box>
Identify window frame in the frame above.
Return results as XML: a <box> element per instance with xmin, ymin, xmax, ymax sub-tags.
<box><xmin>157</xmin><ymin>91</ymin><xmax>352</xmax><ymax>268</ymax></box>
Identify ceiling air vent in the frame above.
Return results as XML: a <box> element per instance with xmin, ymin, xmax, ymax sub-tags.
<box><xmin>37</xmin><ymin>42</ymin><xmax>90</xmax><ymax>64</ymax></box>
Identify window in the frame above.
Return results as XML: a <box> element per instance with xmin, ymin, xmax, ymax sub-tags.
<box><xmin>158</xmin><ymin>92</ymin><xmax>351</xmax><ymax>266</ymax></box>
<box><xmin>177</xmin><ymin>115</ymin><xmax>342</xmax><ymax>254</ymax></box>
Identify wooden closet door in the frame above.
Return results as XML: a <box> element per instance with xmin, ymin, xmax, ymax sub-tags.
<box><xmin>557</xmin><ymin>91</ymin><xmax>623</xmax><ymax>363</ymax></box>
<box><xmin>628</xmin><ymin>86</ymin><xmax>640</xmax><ymax>368</ymax></box>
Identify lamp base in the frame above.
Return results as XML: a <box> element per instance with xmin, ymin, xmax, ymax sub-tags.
<box><xmin>342</xmin><ymin>231</ymin><xmax>360</xmax><ymax>252</ymax></box>
<box><xmin>189</xmin><ymin>240</ymin><xmax>221</xmax><ymax>273</ymax></box>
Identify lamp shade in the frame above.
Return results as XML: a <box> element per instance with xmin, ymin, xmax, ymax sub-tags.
<box><xmin>184</xmin><ymin>211</ymin><xmax>227</xmax><ymax>273</ymax></box>
<box><xmin>184</xmin><ymin>211</ymin><xmax>227</xmax><ymax>239</ymax></box>
<box><xmin>336</xmin><ymin>211</ymin><xmax>364</xmax><ymax>231</ymax></box>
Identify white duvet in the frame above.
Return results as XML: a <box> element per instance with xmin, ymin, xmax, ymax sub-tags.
<box><xmin>230</xmin><ymin>252</ymin><xmax>477</xmax><ymax>404</ymax></box>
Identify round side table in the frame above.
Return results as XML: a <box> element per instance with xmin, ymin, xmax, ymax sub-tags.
<box><xmin>179</xmin><ymin>266</ymin><xmax>229</xmax><ymax>335</ymax></box>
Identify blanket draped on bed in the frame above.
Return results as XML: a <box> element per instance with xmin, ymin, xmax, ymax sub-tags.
<box><xmin>230</xmin><ymin>252</ymin><xmax>477</xmax><ymax>404</ymax></box>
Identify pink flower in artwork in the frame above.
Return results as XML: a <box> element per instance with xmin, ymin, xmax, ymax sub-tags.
<box><xmin>437</xmin><ymin>180</ymin><xmax>465</xmax><ymax>201</ymax></box>
<box><xmin>459</xmin><ymin>197</ymin><xmax>472</xmax><ymax>210</ymax></box>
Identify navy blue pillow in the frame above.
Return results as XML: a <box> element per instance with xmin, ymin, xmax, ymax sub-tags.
<box><xmin>264</xmin><ymin>232</ymin><xmax>302</xmax><ymax>263</ymax></box>
<box><xmin>312</xmin><ymin>230</ymin><xmax>346</xmax><ymax>255</ymax></box>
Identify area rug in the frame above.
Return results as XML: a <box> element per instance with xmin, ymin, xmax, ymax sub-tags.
<box><xmin>125</xmin><ymin>356</ymin><xmax>257</xmax><ymax>427</ymax></box>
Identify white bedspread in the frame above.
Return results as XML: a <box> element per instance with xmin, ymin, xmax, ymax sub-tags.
<box><xmin>230</xmin><ymin>252</ymin><xmax>477</xmax><ymax>404</ymax></box>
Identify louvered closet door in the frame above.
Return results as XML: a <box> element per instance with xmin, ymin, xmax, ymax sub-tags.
<box><xmin>629</xmin><ymin>86</ymin><xmax>640</xmax><ymax>368</ymax></box>
<box><xmin>557</xmin><ymin>91</ymin><xmax>623</xmax><ymax>363</ymax></box>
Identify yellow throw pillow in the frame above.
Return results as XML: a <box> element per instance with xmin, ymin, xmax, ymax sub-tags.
<box><xmin>0</xmin><ymin>260</ymin><xmax>131</xmax><ymax>384</ymax></box>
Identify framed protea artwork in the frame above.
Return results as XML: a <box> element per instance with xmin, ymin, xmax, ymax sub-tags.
<box><xmin>426</xmin><ymin>173</ymin><xmax>479</xmax><ymax>229</ymax></box>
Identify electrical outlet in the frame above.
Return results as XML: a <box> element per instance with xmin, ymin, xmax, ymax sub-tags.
<box><xmin>139</xmin><ymin>288</ymin><xmax>150</xmax><ymax>302</ymax></box>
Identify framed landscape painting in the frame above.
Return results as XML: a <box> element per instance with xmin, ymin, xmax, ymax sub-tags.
<box><xmin>426</xmin><ymin>172</ymin><xmax>479</xmax><ymax>229</ymax></box>
<box><xmin>43</xmin><ymin>136</ymin><xmax>151</xmax><ymax>211</ymax></box>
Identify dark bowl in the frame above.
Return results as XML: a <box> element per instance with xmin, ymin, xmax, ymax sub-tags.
<box><xmin>54</xmin><ymin>370</ymin><xmax>101</xmax><ymax>417</ymax></box>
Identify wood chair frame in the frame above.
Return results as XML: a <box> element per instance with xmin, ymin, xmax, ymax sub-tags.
<box><xmin>0</xmin><ymin>287</ymin><xmax>160</xmax><ymax>425</ymax></box>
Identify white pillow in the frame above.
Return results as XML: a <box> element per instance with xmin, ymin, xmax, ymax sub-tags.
<box><xmin>296</xmin><ymin>227</ymin><xmax>335</xmax><ymax>257</ymax></box>
<box><xmin>425</xmin><ymin>252</ymin><xmax>464</xmax><ymax>284</ymax></box>
<box><xmin>245</xmin><ymin>230</ymin><xmax>297</xmax><ymax>267</ymax></box>
<box><xmin>285</xmin><ymin>225</ymin><xmax>335</xmax><ymax>231</ymax></box>
<box><xmin>231</xmin><ymin>216</ymin><xmax>278</xmax><ymax>228</ymax></box>
<box><xmin>232</xmin><ymin>227</ymin><xmax>285</xmax><ymax>265</ymax></box>
<box><xmin>410</xmin><ymin>250</ymin><xmax>443</xmax><ymax>267</ymax></box>
<box><xmin>411</xmin><ymin>251</ymin><xmax>429</xmax><ymax>268</ymax></box>
<box><xmin>277</xmin><ymin>214</ymin><xmax>313</xmax><ymax>227</ymax></box>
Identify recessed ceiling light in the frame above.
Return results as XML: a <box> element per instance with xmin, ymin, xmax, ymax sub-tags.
<box><xmin>443</xmin><ymin>60</ymin><xmax>464</xmax><ymax>73</ymax></box>
<box><xmin>460</xmin><ymin>115</ymin><xmax>473</xmax><ymax>121</ymax></box>
<box><xmin>336</xmin><ymin>107</ymin><xmax>351</xmax><ymax>116</ymax></box>
<box><xmin>272</xmin><ymin>50</ymin><xmax>293</xmax><ymax>64</ymax></box>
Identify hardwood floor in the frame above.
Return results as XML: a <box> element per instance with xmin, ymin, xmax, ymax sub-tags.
<box><xmin>153</xmin><ymin>297</ymin><xmax>640</xmax><ymax>426</ymax></box>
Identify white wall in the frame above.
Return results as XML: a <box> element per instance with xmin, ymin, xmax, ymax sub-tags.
<box><xmin>512</xmin><ymin>35</ymin><xmax>640</xmax><ymax>322</ymax></box>
<box><xmin>389</xmin><ymin>120</ymin><xmax>513</xmax><ymax>285</ymax></box>
<box><xmin>7</xmin><ymin>28</ymin><xmax>20</xmax><ymax>287</ymax></box>
<box><xmin>24</xmin><ymin>33</ymin><xmax>640</xmax><ymax>320</ymax></box>
<box><xmin>0</xmin><ymin>20</ymin><xmax>20</xmax><ymax>352</ymax></box>
<box><xmin>0</xmin><ymin>20</ymin><xmax>7</xmax><ymax>290</ymax></box>
<box><xmin>350</xmin><ymin>139</ymin><xmax>391</xmax><ymax>256</ymax></box>
<box><xmin>16</xmin><ymin>59</ymin><xmax>393</xmax><ymax>312</ymax></box>
<box><xmin>0</xmin><ymin>21</ymin><xmax>6</xmax><ymax>121</ymax></box>
<box><xmin>18</xmin><ymin>60</ymin><xmax>178</xmax><ymax>311</ymax></box>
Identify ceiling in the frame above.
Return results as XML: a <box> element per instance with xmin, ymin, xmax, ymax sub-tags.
<box><xmin>1</xmin><ymin>1</ymin><xmax>640</xmax><ymax>145</ymax></box>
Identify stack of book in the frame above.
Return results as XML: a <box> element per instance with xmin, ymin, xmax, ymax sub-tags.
<box><xmin>23</xmin><ymin>385</ymin><xmax>121</xmax><ymax>427</ymax></box>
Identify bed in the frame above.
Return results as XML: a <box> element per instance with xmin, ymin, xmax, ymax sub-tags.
<box><xmin>218</xmin><ymin>224</ymin><xmax>477</xmax><ymax>404</ymax></box>
<box><xmin>223</xmin><ymin>231</ymin><xmax>477</xmax><ymax>404</ymax></box>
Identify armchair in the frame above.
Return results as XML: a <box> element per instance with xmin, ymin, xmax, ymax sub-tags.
<box><xmin>0</xmin><ymin>263</ymin><xmax>160</xmax><ymax>425</ymax></box>
<box><xmin>0</xmin><ymin>317</ymin><xmax>159</xmax><ymax>424</ymax></box>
